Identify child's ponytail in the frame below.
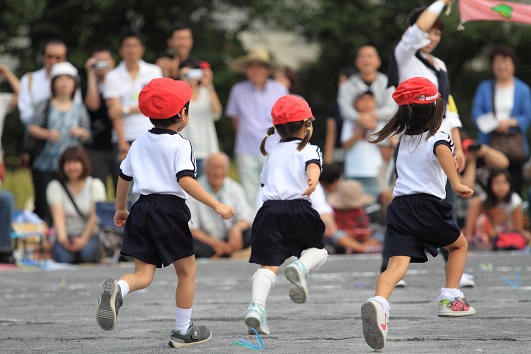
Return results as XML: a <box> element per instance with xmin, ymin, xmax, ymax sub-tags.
<box><xmin>260</xmin><ymin>127</ymin><xmax>276</xmax><ymax>156</ymax></box>
<box><xmin>297</xmin><ymin>120</ymin><xmax>312</xmax><ymax>151</ymax></box>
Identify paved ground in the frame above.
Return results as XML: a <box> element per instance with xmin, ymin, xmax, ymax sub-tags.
<box><xmin>1</xmin><ymin>251</ymin><xmax>530</xmax><ymax>354</ymax></box>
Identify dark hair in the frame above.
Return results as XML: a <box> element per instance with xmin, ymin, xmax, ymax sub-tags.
<box><xmin>491</xmin><ymin>45</ymin><xmax>520</xmax><ymax>66</ymax></box>
<box><xmin>484</xmin><ymin>169</ymin><xmax>513</xmax><ymax>210</ymax></box>
<box><xmin>168</xmin><ymin>22</ymin><xmax>192</xmax><ymax>39</ymax></box>
<box><xmin>339</xmin><ymin>66</ymin><xmax>356</xmax><ymax>79</ymax></box>
<box><xmin>370</xmin><ymin>97</ymin><xmax>445</xmax><ymax>147</ymax></box>
<box><xmin>178</xmin><ymin>58</ymin><xmax>200</xmax><ymax>70</ymax></box>
<box><xmin>58</xmin><ymin>146</ymin><xmax>92</xmax><ymax>181</ymax></box>
<box><xmin>408</xmin><ymin>7</ymin><xmax>445</xmax><ymax>31</ymax></box>
<box><xmin>260</xmin><ymin>120</ymin><xmax>312</xmax><ymax>156</ymax></box>
<box><xmin>119</xmin><ymin>29</ymin><xmax>145</xmax><ymax>47</ymax></box>
<box><xmin>320</xmin><ymin>163</ymin><xmax>342</xmax><ymax>186</ymax></box>
<box><xmin>278</xmin><ymin>66</ymin><xmax>299</xmax><ymax>94</ymax></box>
<box><xmin>90</xmin><ymin>44</ymin><xmax>113</xmax><ymax>56</ymax></box>
<box><xmin>51</xmin><ymin>75</ymin><xmax>78</xmax><ymax>100</ymax></box>
<box><xmin>149</xmin><ymin>102</ymin><xmax>190</xmax><ymax>128</ymax></box>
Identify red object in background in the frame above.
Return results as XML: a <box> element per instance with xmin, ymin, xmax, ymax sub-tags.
<box><xmin>198</xmin><ymin>61</ymin><xmax>211</xmax><ymax>70</ymax></box>
<box><xmin>0</xmin><ymin>162</ymin><xmax>4</xmax><ymax>182</ymax></box>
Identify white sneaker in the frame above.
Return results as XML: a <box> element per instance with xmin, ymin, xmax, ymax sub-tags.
<box><xmin>438</xmin><ymin>296</ymin><xmax>476</xmax><ymax>317</ymax></box>
<box><xmin>361</xmin><ymin>300</ymin><xmax>388</xmax><ymax>350</ymax></box>
<box><xmin>459</xmin><ymin>273</ymin><xmax>475</xmax><ymax>288</ymax></box>
<box><xmin>245</xmin><ymin>302</ymin><xmax>270</xmax><ymax>335</ymax></box>
<box><xmin>284</xmin><ymin>260</ymin><xmax>308</xmax><ymax>304</ymax></box>
<box><xmin>395</xmin><ymin>279</ymin><xmax>407</xmax><ymax>288</ymax></box>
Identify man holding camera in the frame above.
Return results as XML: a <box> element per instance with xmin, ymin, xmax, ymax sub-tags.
<box><xmin>82</xmin><ymin>45</ymin><xmax>118</xmax><ymax>189</ymax></box>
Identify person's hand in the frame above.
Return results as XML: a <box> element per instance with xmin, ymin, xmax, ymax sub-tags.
<box><xmin>47</xmin><ymin>129</ymin><xmax>61</xmax><ymax>142</ymax></box>
<box><xmin>324</xmin><ymin>219</ymin><xmax>338</xmax><ymax>238</ymax></box>
<box><xmin>452</xmin><ymin>183</ymin><xmax>474</xmax><ymax>198</ymax></box>
<box><xmin>114</xmin><ymin>209</ymin><xmax>129</xmax><ymax>227</ymax></box>
<box><xmin>214</xmin><ymin>203</ymin><xmax>235</xmax><ymax>220</ymax></box>
<box><xmin>0</xmin><ymin>64</ymin><xmax>11</xmax><ymax>77</ymax></box>
<box><xmin>211</xmin><ymin>238</ymin><xmax>232</xmax><ymax>257</ymax></box>
<box><xmin>70</xmin><ymin>236</ymin><xmax>88</xmax><ymax>252</ymax></box>
<box><xmin>227</xmin><ymin>225</ymin><xmax>244</xmax><ymax>251</ymax></box>
<box><xmin>357</xmin><ymin>112</ymin><xmax>377</xmax><ymax>131</ymax></box>
<box><xmin>117</xmin><ymin>141</ymin><xmax>130</xmax><ymax>161</ymax></box>
<box><xmin>69</xmin><ymin>127</ymin><xmax>88</xmax><ymax>139</ymax></box>
<box><xmin>455</xmin><ymin>148</ymin><xmax>466</xmax><ymax>173</ymax></box>
<box><xmin>495</xmin><ymin>119</ymin><xmax>512</xmax><ymax>134</ymax></box>
<box><xmin>84</xmin><ymin>57</ymin><xmax>98</xmax><ymax>72</ymax></box>
<box><xmin>58</xmin><ymin>236</ymin><xmax>75</xmax><ymax>252</ymax></box>
<box><xmin>156</xmin><ymin>57</ymin><xmax>179</xmax><ymax>78</ymax></box>
<box><xmin>303</xmin><ymin>176</ymin><xmax>317</xmax><ymax>197</ymax></box>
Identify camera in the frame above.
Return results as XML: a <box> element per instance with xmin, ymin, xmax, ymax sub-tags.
<box><xmin>462</xmin><ymin>138</ymin><xmax>482</xmax><ymax>154</ymax></box>
<box><xmin>92</xmin><ymin>60</ymin><xmax>110</xmax><ymax>70</ymax></box>
<box><xmin>184</xmin><ymin>69</ymin><xmax>203</xmax><ymax>80</ymax></box>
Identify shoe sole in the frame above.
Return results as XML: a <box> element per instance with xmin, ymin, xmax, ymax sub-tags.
<box><xmin>245</xmin><ymin>312</ymin><xmax>270</xmax><ymax>335</ymax></box>
<box><xmin>361</xmin><ymin>302</ymin><xmax>385</xmax><ymax>350</ymax></box>
<box><xmin>96</xmin><ymin>279</ymin><xmax>118</xmax><ymax>330</ymax></box>
<box><xmin>168</xmin><ymin>331</ymin><xmax>212</xmax><ymax>348</ymax></box>
<box><xmin>438</xmin><ymin>307</ymin><xmax>477</xmax><ymax>317</ymax></box>
<box><xmin>284</xmin><ymin>266</ymin><xmax>307</xmax><ymax>304</ymax></box>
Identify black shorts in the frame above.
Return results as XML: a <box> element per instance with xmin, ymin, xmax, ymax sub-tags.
<box><xmin>121</xmin><ymin>194</ymin><xmax>193</xmax><ymax>268</ymax></box>
<box><xmin>250</xmin><ymin>199</ymin><xmax>325</xmax><ymax>266</ymax></box>
<box><xmin>386</xmin><ymin>193</ymin><xmax>461</xmax><ymax>263</ymax></box>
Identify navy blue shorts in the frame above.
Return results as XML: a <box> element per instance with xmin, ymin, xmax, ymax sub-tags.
<box><xmin>386</xmin><ymin>193</ymin><xmax>461</xmax><ymax>263</ymax></box>
<box><xmin>250</xmin><ymin>199</ymin><xmax>325</xmax><ymax>266</ymax></box>
<box><xmin>121</xmin><ymin>194</ymin><xmax>194</xmax><ymax>268</ymax></box>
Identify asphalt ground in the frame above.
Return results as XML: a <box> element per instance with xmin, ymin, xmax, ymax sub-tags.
<box><xmin>1</xmin><ymin>251</ymin><xmax>530</xmax><ymax>354</ymax></box>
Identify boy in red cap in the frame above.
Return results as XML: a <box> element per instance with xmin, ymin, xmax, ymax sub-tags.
<box><xmin>360</xmin><ymin>77</ymin><xmax>475</xmax><ymax>350</ymax></box>
<box><xmin>96</xmin><ymin>78</ymin><xmax>235</xmax><ymax>348</ymax></box>
<box><xmin>244</xmin><ymin>94</ymin><xmax>328</xmax><ymax>336</ymax></box>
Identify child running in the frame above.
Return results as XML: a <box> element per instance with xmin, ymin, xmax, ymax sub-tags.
<box><xmin>245</xmin><ymin>95</ymin><xmax>328</xmax><ymax>335</ymax></box>
<box><xmin>95</xmin><ymin>78</ymin><xmax>235</xmax><ymax>348</ymax></box>
<box><xmin>361</xmin><ymin>77</ymin><xmax>476</xmax><ymax>350</ymax></box>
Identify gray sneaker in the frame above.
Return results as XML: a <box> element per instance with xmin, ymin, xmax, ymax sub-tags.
<box><xmin>284</xmin><ymin>260</ymin><xmax>308</xmax><ymax>304</ymax></box>
<box><xmin>169</xmin><ymin>322</ymin><xmax>212</xmax><ymax>348</ymax></box>
<box><xmin>96</xmin><ymin>279</ymin><xmax>123</xmax><ymax>330</ymax></box>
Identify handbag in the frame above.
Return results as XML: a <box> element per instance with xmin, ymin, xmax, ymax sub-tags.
<box><xmin>22</xmin><ymin>100</ymin><xmax>51</xmax><ymax>161</ymax></box>
<box><xmin>493</xmin><ymin>231</ymin><xmax>527</xmax><ymax>251</ymax></box>
<box><xmin>489</xmin><ymin>82</ymin><xmax>526</xmax><ymax>163</ymax></box>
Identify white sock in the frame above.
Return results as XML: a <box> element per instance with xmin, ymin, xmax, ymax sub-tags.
<box><xmin>251</xmin><ymin>268</ymin><xmax>276</xmax><ymax>307</ymax></box>
<box><xmin>175</xmin><ymin>307</ymin><xmax>192</xmax><ymax>333</ymax></box>
<box><xmin>298</xmin><ymin>248</ymin><xmax>328</xmax><ymax>272</ymax></box>
<box><xmin>117</xmin><ymin>280</ymin><xmax>129</xmax><ymax>298</ymax></box>
<box><xmin>368</xmin><ymin>296</ymin><xmax>391</xmax><ymax>318</ymax></box>
<box><xmin>436</xmin><ymin>287</ymin><xmax>463</xmax><ymax>302</ymax></box>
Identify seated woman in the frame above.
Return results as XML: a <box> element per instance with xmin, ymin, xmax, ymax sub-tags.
<box><xmin>47</xmin><ymin>146</ymin><xmax>106</xmax><ymax>263</ymax></box>
<box><xmin>464</xmin><ymin>169</ymin><xmax>530</xmax><ymax>250</ymax></box>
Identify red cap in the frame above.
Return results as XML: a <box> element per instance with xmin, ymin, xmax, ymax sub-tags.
<box><xmin>271</xmin><ymin>95</ymin><xmax>314</xmax><ymax>126</ymax></box>
<box><xmin>392</xmin><ymin>77</ymin><xmax>441</xmax><ymax>106</ymax></box>
<box><xmin>138</xmin><ymin>78</ymin><xmax>192</xmax><ymax>119</ymax></box>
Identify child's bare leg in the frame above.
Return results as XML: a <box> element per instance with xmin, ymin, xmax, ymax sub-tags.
<box><xmin>120</xmin><ymin>258</ymin><xmax>156</xmax><ymax>293</ymax></box>
<box><xmin>443</xmin><ymin>233</ymin><xmax>468</xmax><ymax>289</ymax></box>
<box><xmin>375</xmin><ymin>256</ymin><xmax>410</xmax><ymax>299</ymax></box>
<box><xmin>173</xmin><ymin>255</ymin><xmax>197</xmax><ymax>309</ymax></box>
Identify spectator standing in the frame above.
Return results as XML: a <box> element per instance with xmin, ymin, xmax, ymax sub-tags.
<box><xmin>82</xmin><ymin>45</ymin><xmax>117</xmax><ymax>189</ymax></box>
<box><xmin>188</xmin><ymin>152</ymin><xmax>252</xmax><ymax>258</ymax></box>
<box><xmin>104</xmin><ymin>29</ymin><xmax>163</xmax><ymax>163</ymax></box>
<box><xmin>471</xmin><ymin>45</ymin><xmax>531</xmax><ymax>197</ymax></box>
<box><xmin>156</xmin><ymin>22</ymin><xmax>194</xmax><ymax>79</ymax></box>
<box><xmin>27</xmin><ymin>62</ymin><xmax>90</xmax><ymax>225</ymax></box>
<box><xmin>178</xmin><ymin>62</ymin><xmax>222</xmax><ymax>175</ymax></box>
<box><xmin>226</xmin><ymin>49</ymin><xmax>289</xmax><ymax>210</ymax></box>
<box><xmin>47</xmin><ymin>146</ymin><xmax>106</xmax><ymax>264</ymax></box>
<box><xmin>274</xmin><ymin>66</ymin><xmax>298</xmax><ymax>94</ymax></box>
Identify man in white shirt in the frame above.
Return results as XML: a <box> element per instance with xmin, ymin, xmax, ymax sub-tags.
<box><xmin>18</xmin><ymin>40</ymin><xmax>69</xmax><ymax>124</ymax></box>
<box><xmin>187</xmin><ymin>152</ymin><xmax>253</xmax><ymax>258</ymax></box>
<box><xmin>104</xmin><ymin>29</ymin><xmax>163</xmax><ymax>162</ymax></box>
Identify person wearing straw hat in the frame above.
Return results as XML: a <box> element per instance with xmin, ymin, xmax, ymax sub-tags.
<box><xmin>327</xmin><ymin>179</ymin><xmax>383</xmax><ymax>254</ymax></box>
<box><xmin>226</xmin><ymin>49</ymin><xmax>289</xmax><ymax>212</ymax></box>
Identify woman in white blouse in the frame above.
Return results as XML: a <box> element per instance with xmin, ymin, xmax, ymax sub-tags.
<box><xmin>178</xmin><ymin>61</ymin><xmax>223</xmax><ymax>177</ymax></box>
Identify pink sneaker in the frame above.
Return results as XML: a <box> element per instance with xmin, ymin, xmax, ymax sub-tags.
<box><xmin>361</xmin><ymin>300</ymin><xmax>388</xmax><ymax>350</ymax></box>
<box><xmin>438</xmin><ymin>297</ymin><xmax>476</xmax><ymax>317</ymax></box>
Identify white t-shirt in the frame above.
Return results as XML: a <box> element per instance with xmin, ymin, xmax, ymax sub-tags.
<box><xmin>341</xmin><ymin>120</ymin><xmax>383</xmax><ymax>178</ymax></box>
<box><xmin>260</xmin><ymin>138</ymin><xmax>322</xmax><ymax>202</ymax></box>
<box><xmin>494</xmin><ymin>85</ymin><xmax>515</xmax><ymax>120</ymax></box>
<box><xmin>179</xmin><ymin>86</ymin><xmax>221</xmax><ymax>160</ymax></box>
<box><xmin>46</xmin><ymin>177</ymin><xmax>106</xmax><ymax>235</ymax></box>
<box><xmin>103</xmin><ymin>60</ymin><xmax>163</xmax><ymax>142</ymax></box>
<box><xmin>120</xmin><ymin>128</ymin><xmax>196</xmax><ymax>198</ymax></box>
<box><xmin>393</xmin><ymin>130</ymin><xmax>454</xmax><ymax>200</ymax></box>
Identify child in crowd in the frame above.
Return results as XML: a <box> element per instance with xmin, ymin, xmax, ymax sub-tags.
<box><xmin>96</xmin><ymin>78</ymin><xmax>235</xmax><ymax>348</ymax></box>
<box><xmin>245</xmin><ymin>95</ymin><xmax>328</xmax><ymax>335</ymax></box>
<box><xmin>464</xmin><ymin>169</ymin><xmax>530</xmax><ymax>250</ymax></box>
<box><xmin>341</xmin><ymin>90</ymin><xmax>383</xmax><ymax>197</ymax></box>
<box><xmin>361</xmin><ymin>77</ymin><xmax>475</xmax><ymax>350</ymax></box>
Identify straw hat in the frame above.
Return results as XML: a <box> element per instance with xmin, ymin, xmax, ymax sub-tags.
<box><xmin>327</xmin><ymin>180</ymin><xmax>375</xmax><ymax>209</ymax></box>
<box><xmin>230</xmin><ymin>49</ymin><xmax>277</xmax><ymax>74</ymax></box>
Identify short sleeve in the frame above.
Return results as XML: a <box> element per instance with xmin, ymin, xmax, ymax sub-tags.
<box><xmin>340</xmin><ymin>120</ymin><xmax>354</xmax><ymax>143</ymax></box>
<box><xmin>119</xmin><ymin>154</ymin><xmax>133</xmax><ymax>180</ymax></box>
<box><xmin>46</xmin><ymin>180</ymin><xmax>65</xmax><ymax>206</ymax></box>
<box><xmin>90</xmin><ymin>178</ymin><xmax>107</xmax><ymax>203</ymax></box>
<box><xmin>103</xmin><ymin>71</ymin><xmax>120</xmax><ymax>99</ymax></box>
<box><xmin>225</xmin><ymin>85</ymin><xmax>240</xmax><ymax>119</ymax></box>
<box><xmin>175</xmin><ymin>138</ymin><xmax>197</xmax><ymax>181</ymax></box>
<box><xmin>304</xmin><ymin>144</ymin><xmax>322</xmax><ymax>170</ymax></box>
<box><xmin>509</xmin><ymin>192</ymin><xmax>523</xmax><ymax>213</ymax></box>
<box><xmin>431</xmin><ymin>131</ymin><xmax>454</xmax><ymax>159</ymax></box>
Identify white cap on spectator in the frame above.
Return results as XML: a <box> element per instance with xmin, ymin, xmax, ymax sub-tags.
<box><xmin>50</xmin><ymin>62</ymin><xmax>78</xmax><ymax>80</ymax></box>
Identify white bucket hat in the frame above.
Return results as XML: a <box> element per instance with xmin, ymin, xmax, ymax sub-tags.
<box><xmin>50</xmin><ymin>62</ymin><xmax>78</xmax><ymax>80</ymax></box>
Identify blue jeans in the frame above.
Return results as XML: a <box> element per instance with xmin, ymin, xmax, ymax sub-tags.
<box><xmin>0</xmin><ymin>191</ymin><xmax>15</xmax><ymax>253</ymax></box>
<box><xmin>53</xmin><ymin>236</ymin><xmax>99</xmax><ymax>264</ymax></box>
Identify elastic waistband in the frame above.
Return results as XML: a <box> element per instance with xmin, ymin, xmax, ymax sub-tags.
<box><xmin>263</xmin><ymin>199</ymin><xmax>311</xmax><ymax>206</ymax></box>
<box><xmin>138</xmin><ymin>194</ymin><xmax>185</xmax><ymax>202</ymax></box>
